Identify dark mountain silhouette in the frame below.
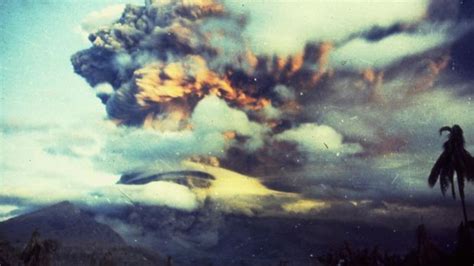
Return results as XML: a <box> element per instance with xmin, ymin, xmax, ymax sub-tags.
<box><xmin>0</xmin><ymin>201</ymin><xmax>125</xmax><ymax>248</ymax></box>
<box><xmin>0</xmin><ymin>201</ymin><xmax>165</xmax><ymax>265</ymax></box>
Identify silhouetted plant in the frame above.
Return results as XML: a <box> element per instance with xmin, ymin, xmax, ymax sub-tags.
<box><xmin>414</xmin><ymin>224</ymin><xmax>445</xmax><ymax>265</ymax></box>
<box><xmin>428</xmin><ymin>125</ymin><xmax>474</xmax><ymax>224</ymax></box>
<box><xmin>454</xmin><ymin>222</ymin><xmax>474</xmax><ymax>265</ymax></box>
<box><xmin>20</xmin><ymin>229</ymin><xmax>58</xmax><ymax>266</ymax></box>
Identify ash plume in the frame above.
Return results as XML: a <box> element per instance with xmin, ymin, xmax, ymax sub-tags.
<box><xmin>3</xmin><ymin>2</ymin><xmax>474</xmax><ymax>263</ymax></box>
<box><xmin>71</xmin><ymin>0</ymin><xmax>338</xmax><ymax>127</ymax></box>
<box><xmin>70</xmin><ymin>0</ymin><xmax>474</xmax><ymax>217</ymax></box>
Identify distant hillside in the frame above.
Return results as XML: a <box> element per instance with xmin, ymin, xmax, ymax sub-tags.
<box><xmin>0</xmin><ymin>201</ymin><xmax>125</xmax><ymax>248</ymax></box>
<box><xmin>0</xmin><ymin>201</ymin><xmax>165</xmax><ymax>265</ymax></box>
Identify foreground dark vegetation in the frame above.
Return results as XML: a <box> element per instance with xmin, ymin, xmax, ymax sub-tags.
<box><xmin>0</xmin><ymin>232</ymin><xmax>163</xmax><ymax>266</ymax></box>
<box><xmin>1</xmin><ymin>222</ymin><xmax>472</xmax><ymax>266</ymax></box>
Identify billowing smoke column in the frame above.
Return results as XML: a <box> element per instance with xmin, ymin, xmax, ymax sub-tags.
<box><xmin>71</xmin><ymin>0</ymin><xmax>342</xmax><ymax>173</ymax></box>
<box><xmin>71</xmin><ymin>0</ymin><xmax>335</xmax><ymax>127</ymax></box>
<box><xmin>72</xmin><ymin>0</ymin><xmax>471</xmax><ymax>176</ymax></box>
<box><xmin>72</xmin><ymin>0</ymin><xmax>251</xmax><ymax>126</ymax></box>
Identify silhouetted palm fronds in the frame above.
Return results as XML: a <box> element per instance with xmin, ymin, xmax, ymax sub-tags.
<box><xmin>429</xmin><ymin>125</ymin><xmax>474</xmax><ymax>224</ymax></box>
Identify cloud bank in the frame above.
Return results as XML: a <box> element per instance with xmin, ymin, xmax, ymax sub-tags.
<box><xmin>2</xmin><ymin>2</ymin><xmax>474</xmax><ymax>255</ymax></box>
<box><xmin>225</xmin><ymin>0</ymin><xmax>430</xmax><ymax>55</ymax></box>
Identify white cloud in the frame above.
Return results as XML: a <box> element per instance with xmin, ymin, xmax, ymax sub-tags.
<box><xmin>225</xmin><ymin>0</ymin><xmax>429</xmax><ymax>54</ymax></box>
<box><xmin>0</xmin><ymin>204</ymin><xmax>19</xmax><ymax>222</ymax></box>
<box><xmin>331</xmin><ymin>30</ymin><xmax>448</xmax><ymax>68</ymax></box>
<box><xmin>0</xmin><ymin>116</ymin><xmax>202</xmax><ymax>213</ymax></box>
<box><xmin>96</xmin><ymin>95</ymin><xmax>269</xmax><ymax>173</ymax></box>
<box><xmin>319</xmin><ymin>110</ymin><xmax>379</xmax><ymax>141</ymax></box>
<box><xmin>95</xmin><ymin>83</ymin><xmax>115</xmax><ymax>95</ymax></box>
<box><xmin>192</xmin><ymin>95</ymin><xmax>268</xmax><ymax>150</ymax></box>
<box><xmin>81</xmin><ymin>4</ymin><xmax>125</xmax><ymax>34</ymax></box>
<box><xmin>116</xmin><ymin>181</ymin><xmax>199</xmax><ymax>210</ymax></box>
<box><xmin>274</xmin><ymin>123</ymin><xmax>362</xmax><ymax>156</ymax></box>
<box><xmin>192</xmin><ymin>95</ymin><xmax>267</xmax><ymax>137</ymax></box>
<box><xmin>75</xmin><ymin>4</ymin><xmax>126</xmax><ymax>44</ymax></box>
<box><xmin>96</xmin><ymin>128</ymin><xmax>224</xmax><ymax>173</ymax></box>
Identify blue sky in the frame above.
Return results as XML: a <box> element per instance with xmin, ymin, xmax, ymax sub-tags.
<box><xmin>1</xmin><ymin>1</ymin><xmax>102</xmax><ymax>123</ymax></box>
<box><xmin>0</xmin><ymin>1</ymin><xmax>147</xmax><ymax>125</ymax></box>
<box><xmin>0</xmin><ymin>1</ymin><xmax>142</xmax><ymax>219</ymax></box>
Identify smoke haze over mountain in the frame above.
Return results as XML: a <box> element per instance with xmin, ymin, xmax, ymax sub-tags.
<box><xmin>1</xmin><ymin>0</ymin><xmax>474</xmax><ymax>263</ymax></box>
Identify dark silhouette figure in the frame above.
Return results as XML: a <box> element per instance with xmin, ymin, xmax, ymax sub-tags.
<box><xmin>428</xmin><ymin>125</ymin><xmax>474</xmax><ymax>224</ymax></box>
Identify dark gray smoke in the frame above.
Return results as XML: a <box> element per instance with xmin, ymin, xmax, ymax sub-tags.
<box><xmin>69</xmin><ymin>1</ymin><xmax>474</xmax><ymax>263</ymax></box>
